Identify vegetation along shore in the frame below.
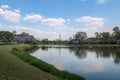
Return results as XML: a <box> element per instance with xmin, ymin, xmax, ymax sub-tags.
<box><xmin>11</xmin><ymin>45</ymin><xmax>85</xmax><ymax>80</ymax></box>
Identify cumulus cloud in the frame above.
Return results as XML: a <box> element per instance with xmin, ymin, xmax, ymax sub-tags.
<box><xmin>97</xmin><ymin>0</ymin><xmax>106</xmax><ymax>4</ymax></box>
<box><xmin>23</xmin><ymin>15</ymin><xmax>67</xmax><ymax>29</ymax></box>
<box><xmin>75</xmin><ymin>16</ymin><xmax>105</xmax><ymax>27</ymax></box>
<box><xmin>14</xmin><ymin>9</ymin><xmax>20</xmax><ymax>13</ymax></box>
<box><xmin>24</xmin><ymin>14</ymin><xmax>44</xmax><ymax>22</ymax></box>
<box><xmin>42</xmin><ymin>18</ymin><xmax>67</xmax><ymax>29</ymax></box>
<box><xmin>1</xmin><ymin>5</ymin><xmax>9</xmax><ymax>9</ymax></box>
<box><xmin>0</xmin><ymin>5</ymin><xmax>21</xmax><ymax>22</ymax></box>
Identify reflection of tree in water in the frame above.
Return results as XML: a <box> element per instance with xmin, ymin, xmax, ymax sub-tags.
<box><xmin>40</xmin><ymin>46</ymin><xmax>48</xmax><ymax>51</ymax></box>
<box><xmin>68</xmin><ymin>47</ymin><xmax>87</xmax><ymax>59</ymax></box>
<box><xmin>114</xmin><ymin>48</ymin><xmax>120</xmax><ymax>64</ymax></box>
<box><xmin>95</xmin><ymin>48</ymin><xmax>112</xmax><ymax>58</ymax></box>
<box><xmin>91</xmin><ymin>48</ymin><xmax>120</xmax><ymax>65</ymax></box>
<box><xmin>68</xmin><ymin>47</ymin><xmax>120</xmax><ymax>65</ymax></box>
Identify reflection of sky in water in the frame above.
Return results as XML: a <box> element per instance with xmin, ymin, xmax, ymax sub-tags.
<box><xmin>31</xmin><ymin>48</ymin><xmax>120</xmax><ymax>80</ymax></box>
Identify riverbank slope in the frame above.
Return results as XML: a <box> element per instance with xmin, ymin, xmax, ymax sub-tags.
<box><xmin>0</xmin><ymin>45</ymin><xmax>61</xmax><ymax>80</ymax></box>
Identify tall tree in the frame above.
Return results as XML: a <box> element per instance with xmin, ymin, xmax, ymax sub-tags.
<box><xmin>0</xmin><ymin>31</ymin><xmax>14</xmax><ymax>44</ymax></box>
<box><xmin>113</xmin><ymin>27</ymin><xmax>120</xmax><ymax>40</ymax></box>
<box><xmin>19</xmin><ymin>32</ymin><xmax>29</xmax><ymax>37</ymax></box>
<box><xmin>95</xmin><ymin>32</ymin><xmax>102</xmax><ymax>38</ymax></box>
<box><xmin>101</xmin><ymin>32</ymin><xmax>110</xmax><ymax>38</ymax></box>
<box><xmin>74</xmin><ymin>32</ymin><xmax>87</xmax><ymax>41</ymax></box>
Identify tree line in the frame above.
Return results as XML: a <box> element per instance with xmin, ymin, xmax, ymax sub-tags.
<box><xmin>0</xmin><ymin>26</ymin><xmax>120</xmax><ymax>45</ymax></box>
<box><xmin>0</xmin><ymin>31</ymin><xmax>36</xmax><ymax>44</ymax></box>
<box><xmin>69</xmin><ymin>27</ymin><xmax>120</xmax><ymax>44</ymax></box>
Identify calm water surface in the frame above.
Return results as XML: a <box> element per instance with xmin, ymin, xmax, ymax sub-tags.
<box><xmin>31</xmin><ymin>46</ymin><xmax>120</xmax><ymax>80</ymax></box>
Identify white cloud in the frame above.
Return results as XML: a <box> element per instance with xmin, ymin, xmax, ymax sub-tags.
<box><xmin>79</xmin><ymin>61</ymin><xmax>104</xmax><ymax>73</ymax></box>
<box><xmin>75</xmin><ymin>16</ymin><xmax>105</xmax><ymax>27</ymax></box>
<box><xmin>1</xmin><ymin>5</ymin><xmax>9</xmax><ymax>9</ymax></box>
<box><xmin>14</xmin><ymin>9</ymin><xmax>20</xmax><ymax>13</ymax></box>
<box><xmin>42</xmin><ymin>18</ymin><xmax>67</xmax><ymax>29</ymax></box>
<box><xmin>24</xmin><ymin>14</ymin><xmax>44</xmax><ymax>22</ymax></box>
<box><xmin>97</xmin><ymin>0</ymin><xmax>106</xmax><ymax>4</ymax></box>
<box><xmin>0</xmin><ymin>6</ymin><xmax>21</xmax><ymax>23</ymax></box>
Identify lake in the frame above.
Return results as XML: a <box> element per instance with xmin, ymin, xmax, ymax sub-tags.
<box><xmin>31</xmin><ymin>45</ymin><xmax>120</xmax><ymax>80</ymax></box>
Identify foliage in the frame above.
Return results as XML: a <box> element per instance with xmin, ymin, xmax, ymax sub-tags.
<box><xmin>0</xmin><ymin>31</ymin><xmax>14</xmax><ymax>44</ymax></box>
<box><xmin>74</xmin><ymin>32</ymin><xmax>87</xmax><ymax>41</ymax></box>
<box><xmin>13</xmin><ymin>35</ymin><xmax>37</xmax><ymax>44</ymax></box>
<box><xmin>12</xmin><ymin>47</ymin><xmax>85</xmax><ymax>80</ymax></box>
<box><xmin>113</xmin><ymin>26</ymin><xmax>120</xmax><ymax>40</ymax></box>
<box><xmin>69</xmin><ymin>31</ymin><xmax>87</xmax><ymax>44</ymax></box>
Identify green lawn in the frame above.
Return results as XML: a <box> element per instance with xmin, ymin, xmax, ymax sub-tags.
<box><xmin>0</xmin><ymin>45</ymin><xmax>61</xmax><ymax>80</ymax></box>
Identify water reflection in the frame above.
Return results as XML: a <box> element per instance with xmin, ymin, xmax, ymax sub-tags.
<box><xmin>37</xmin><ymin>46</ymin><xmax>120</xmax><ymax>65</ymax></box>
<box><xmin>31</xmin><ymin>46</ymin><xmax>120</xmax><ymax>80</ymax></box>
<box><xmin>69</xmin><ymin>47</ymin><xmax>87</xmax><ymax>59</ymax></box>
<box><xmin>68</xmin><ymin>47</ymin><xmax>120</xmax><ymax>65</ymax></box>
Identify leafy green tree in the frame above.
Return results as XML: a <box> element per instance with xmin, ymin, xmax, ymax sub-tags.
<box><xmin>95</xmin><ymin>32</ymin><xmax>102</xmax><ymax>38</ymax></box>
<box><xmin>101</xmin><ymin>32</ymin><xmax>110</xmax><ymax>38</ymax></box>
<box><xmin>0</xmin><ymin>31</ymin><xmax>14</xmax><ymax>44</ymax></box>
<box><xmin>113</xmin><ymin>27</ymin><xmax>120</xmax><ymax>40</ymax></box>
<box><xmin>74</xmin><ymin>32</ymin><xmax>87</xmax><ymax>41</ymax></box>
<box><xmin>18</xmin><ymin>32</ymin><xmax>29</xmax><ymax>37</ymax></box>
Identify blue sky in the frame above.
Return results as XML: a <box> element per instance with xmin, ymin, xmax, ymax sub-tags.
<box><xmin>0</xmin><ymin>0</ymin><xmax>120</xmax><ymax>40</ymax></box>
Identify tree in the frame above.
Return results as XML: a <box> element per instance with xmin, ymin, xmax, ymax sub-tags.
<box><xmin>74</xmin><ymin>32</ymin><xmax>87</xmax><ymax>41</ymax></box>
<box><xmin>0</xmin><ymin>31</ymin><xmax>14</xmax><ymax>44</ymax></box>
<box><xmin>113</xmin><ymin>27</ymin><xmax>120</xmax><ymax>40</ymax></box>
<box><xmin>19</xmin><ymin>32</ymin><xmax>29</xmax><ymax>37</ymax></box>
<box><xmin>95</xmin><ymin>32</ymin><xmax>102</xmax><ymax>38</ymax></box>
<box><xmin>101</xmin><ymin>32</ymin><xmax>110</xmax><ymax>38</ymax></box>
<box><xmin>113</xmin><ymin>27</ymin><xmax>119</xmax><ymax>32</ymax></box>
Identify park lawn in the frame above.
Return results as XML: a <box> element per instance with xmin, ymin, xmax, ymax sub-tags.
<box><xmin>0</xmin><ymin>45</ymin><xmax>61</xmax><ymax>80</ymax></box>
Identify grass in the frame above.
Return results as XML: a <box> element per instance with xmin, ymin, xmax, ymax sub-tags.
<box><xmin>0</xmin><ymin>44</ymin><xmax>61</xmax><ymax>80</ymax></box>
<box><xmin>11</xmin><ymin>45</ymin><xmax>85</xmax><ymax>80</ymax></box>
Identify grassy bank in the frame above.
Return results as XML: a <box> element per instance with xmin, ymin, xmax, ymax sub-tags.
<box><xmin>0</xmin><ymin>45</ymin><xmax>61</xmax><ymax>80</ymax></box>
<box><xmin>11</xmin><ymin>45</ymin><xmax>85</xmax><ymax>80</ymax></box>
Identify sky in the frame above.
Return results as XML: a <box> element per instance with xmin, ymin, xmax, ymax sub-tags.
<box><xmin>0</xmin><ymin>0</ymin><xmax>120</xmax><ymax>40</ymax></box>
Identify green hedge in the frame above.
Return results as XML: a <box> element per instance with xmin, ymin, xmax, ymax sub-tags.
<box><xmin>11</xmin><ymin>48</ymin><xmax>85</xmax><ymax>80</ymax></box>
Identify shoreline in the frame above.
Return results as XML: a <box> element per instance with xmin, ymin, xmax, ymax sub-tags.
<box><xmin>11</xmin><ymin>45</ymin><xmax>85</xmax><ymax>80</ymax></box>
<box><xmin>0</xmin><ymin>45</ymin><xmax>61</xmax><ymax>80</ymax></box>
<box><xmin>38</xmin><ymin>44</ymin><xmax>120</xmax><ymax>48</ymax></box>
